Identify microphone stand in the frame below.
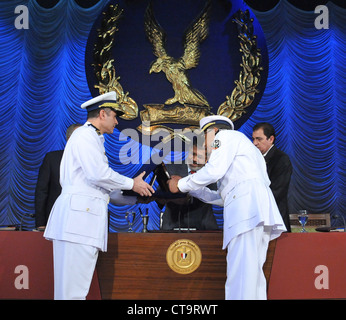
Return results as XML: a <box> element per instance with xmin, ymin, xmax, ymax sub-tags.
<box><xmin>187</xmin><ymin>196</ymin><xmax>193</xmax><ymax>233</ymax></box>
<box><xmin>18</xmin><ymin>213</ymin><xmax>35</xmax><ymax>231</ymax></box>
<box><xmin>178</xmin><ymin>205</ymin><xmax>181</xmax><ymax>233</ymax></box>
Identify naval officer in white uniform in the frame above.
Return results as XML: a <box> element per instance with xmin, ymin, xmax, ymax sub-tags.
<box><xmin>168</xmin><ymin>115</ymin><xmax>286</xmax><ymax>300</ymax></box>
<box><xmin>44</xmin><ymin>92</ymin><xmax>154</xmax><ymax>300</ymax></box>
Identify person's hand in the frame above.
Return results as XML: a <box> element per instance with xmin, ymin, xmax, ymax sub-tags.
<box><xmin>132</xmin><ymin>172</ymin><xmax>155</xmax><ymax>197</ymax></box>
<box><xmin>167</xmin><ymin>175</ymin><xmax>182</xmax><ymax>193</ymax></box>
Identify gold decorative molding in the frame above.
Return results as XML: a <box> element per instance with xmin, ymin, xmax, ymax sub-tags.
<box><xmin>92</xmin><ymin>4</ymin><xmax>138</xmax><ymax>120</ymax></box>
<box><xmin>140</xmin><ymin>104</ymin><xmax>211</xmax><ymax>126</ymax></box>
<box><xmin>217</xmin><ymin>9</ymin><xmax>262</xmax><ymax>122</ymax></box>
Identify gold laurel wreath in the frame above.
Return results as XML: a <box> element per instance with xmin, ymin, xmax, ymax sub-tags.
<box><xmin>92</xmin><ymin>4</ymin><xmax>138</xmax><ymax>120</ymax></box>
<box><xmin>217</xmin><ymin>9</ymin><xmax>262</xmax><ymax>121</ymax></box>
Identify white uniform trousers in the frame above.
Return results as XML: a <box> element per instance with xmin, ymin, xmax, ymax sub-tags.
<box><xmin>225</xmin><ymin>225</ymin><xmax>270</xmax><ymax>300</ymax></box>
<box><xmin>53</xmin><ymin>240</ymin><xmax>99</xmax><ymax>300</ymax></box>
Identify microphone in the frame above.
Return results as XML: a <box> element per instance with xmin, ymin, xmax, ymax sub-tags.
<box><xmin>159</xmin><ymin>211</ymin><xmax>164</xmax><ymax>229</ymax></box>
<box><xmin>332</xmin><ymin>214</ymin><xmax>346</xmax><ymax>232</ymax></box>
<box><xmin>177</xmin><ymin>205</ymin><xmax>182</xmax><ymax>233</ymax></box>
<box><xmin>186</xmin><ymin>196</ymin><xmax>193</xmax><ymax>233</ymax></box>
<box><xmin>18</xmin><ymin>213</ymin><xmax>35</xmax><ymax>231</ymax></box>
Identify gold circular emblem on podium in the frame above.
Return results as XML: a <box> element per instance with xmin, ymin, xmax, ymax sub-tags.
<box><xmin>166</xmin><ymin>239</ymin><xmax>202</xmax><ymax>275</ymax></box>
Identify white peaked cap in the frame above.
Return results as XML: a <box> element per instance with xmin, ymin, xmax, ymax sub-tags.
<box><xmin>81</xmin><ymin>91</ymin><xmax>124</xmax><ymax>115</ymax></box>
<box><xmin>200</xmin><ymin>115</ymin><xmax>234</xmax><ymax>131</ymax></box>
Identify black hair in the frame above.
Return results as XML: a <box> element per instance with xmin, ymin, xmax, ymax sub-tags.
<box><xmin>253</xmin><ymin>122</ymin><xmax>276</xmax><ymax>141</ymax></box>
<box><xmin>87</xmin><ymin>107</ymin><xmax>113</xmax><ymax>119</ymax></box>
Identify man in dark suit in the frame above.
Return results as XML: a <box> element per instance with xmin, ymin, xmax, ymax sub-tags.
<box><xmin>35</xmin><ymin>124</ymin><xmax>82</xmax><ymax>229</ymax></box>
<box><xmin>252</xmin><ymin>123</ymin><xmax>292</xmax><ymax>231</ymax></box>
<box><xmin>160</xmin><ymin>140</ymin><xmax>219</xmax><ymax>231</ymax></box>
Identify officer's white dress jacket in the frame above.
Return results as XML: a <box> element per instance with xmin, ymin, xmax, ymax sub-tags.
<box><xmin>44</xmin><ymin>122</ymin><xmax>134</xmax><ymax>251</ymax></box>
<box><xmin>178</xmin><ymin>130</ymin><xmax>286</xmax><ymax>249</ymax></box>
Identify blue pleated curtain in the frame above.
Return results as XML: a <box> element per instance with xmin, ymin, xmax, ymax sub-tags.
<box><xmin>0</xmin><ymin>0</ymin><xmax>344</xmax><ymax>231</ymax></box>
<box><xmin>241</xmin><ymin>1</ymin><xmax>346</xmax><ymax>226</ymax></box>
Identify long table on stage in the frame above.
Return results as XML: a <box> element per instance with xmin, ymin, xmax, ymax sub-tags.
<box><xmin>0</xmin><ymin>231</ymin><xmax>345</xmax><ymax>299</ymax></box>
<box><xmin>268</xmin><ymin>232</ymin><xmax>346</xmax><ymax>299</ymax></box>
<box><xmin>0</xmin><ymin>231</ymin><xmax>101</xmax><ymax>300</ymax></box>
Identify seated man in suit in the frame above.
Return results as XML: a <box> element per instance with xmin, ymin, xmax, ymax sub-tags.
<box><xmin>160</xmin><ymin>139</ymin><xmax>219</xmax><ymax>231</ymax></box>
<box><xmin>252</xmin><ymin>122</ymin><xmax>292</xmax><ymax>232</ymax></box>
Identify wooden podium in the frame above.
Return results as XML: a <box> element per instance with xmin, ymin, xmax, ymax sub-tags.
<box><xmin>97</xmin><ymin>232</ymin><xmax>226</xmax><ymax>300</ymax></box>
<box><xmin>96</xmin><ymin>231</ymin><xmax>277</xmax><ymax>300</ymax></box>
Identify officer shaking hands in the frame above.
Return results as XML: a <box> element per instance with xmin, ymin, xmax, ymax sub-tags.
<box><xmin>167</xmin><ymin>115</ymin><xmax>286</xmax><ymax>300</ymax></box>
<box><xmin>44</xmin><ymin>91</ymin><xmax>154</xmax><ymax>300</ymax></box>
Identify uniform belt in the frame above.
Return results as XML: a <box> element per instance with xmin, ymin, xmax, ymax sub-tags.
<box><xmin>220</xmin><ymin>177</ymin><xmax>267</xmax><ymax>201</ymax></box>
<box><xmin>61</xmin><ymin>185</ymin><xmax>110</xmax><ymax>202</ymax></box>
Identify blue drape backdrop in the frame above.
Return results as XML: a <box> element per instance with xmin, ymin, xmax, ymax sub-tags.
<box><xmin>241</xmin><ymin>1</ymin><xmax>345</xmax><ymax>227</ymax></box>
<box><xmin>0</xmin><ymin>0</ymin><xmax>344</xmax><ymax>231</ymax></box>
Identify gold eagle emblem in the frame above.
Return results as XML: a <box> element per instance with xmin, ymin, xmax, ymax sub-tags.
<box><xmin>91</xmin><ymin>3</ymin><xmax>263</xmax><ymax>137</ymax></box>
<box><xmin>144</xmin><ymin>1</ymin><xmax>211</xmax><ymax>108</ymax></box>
